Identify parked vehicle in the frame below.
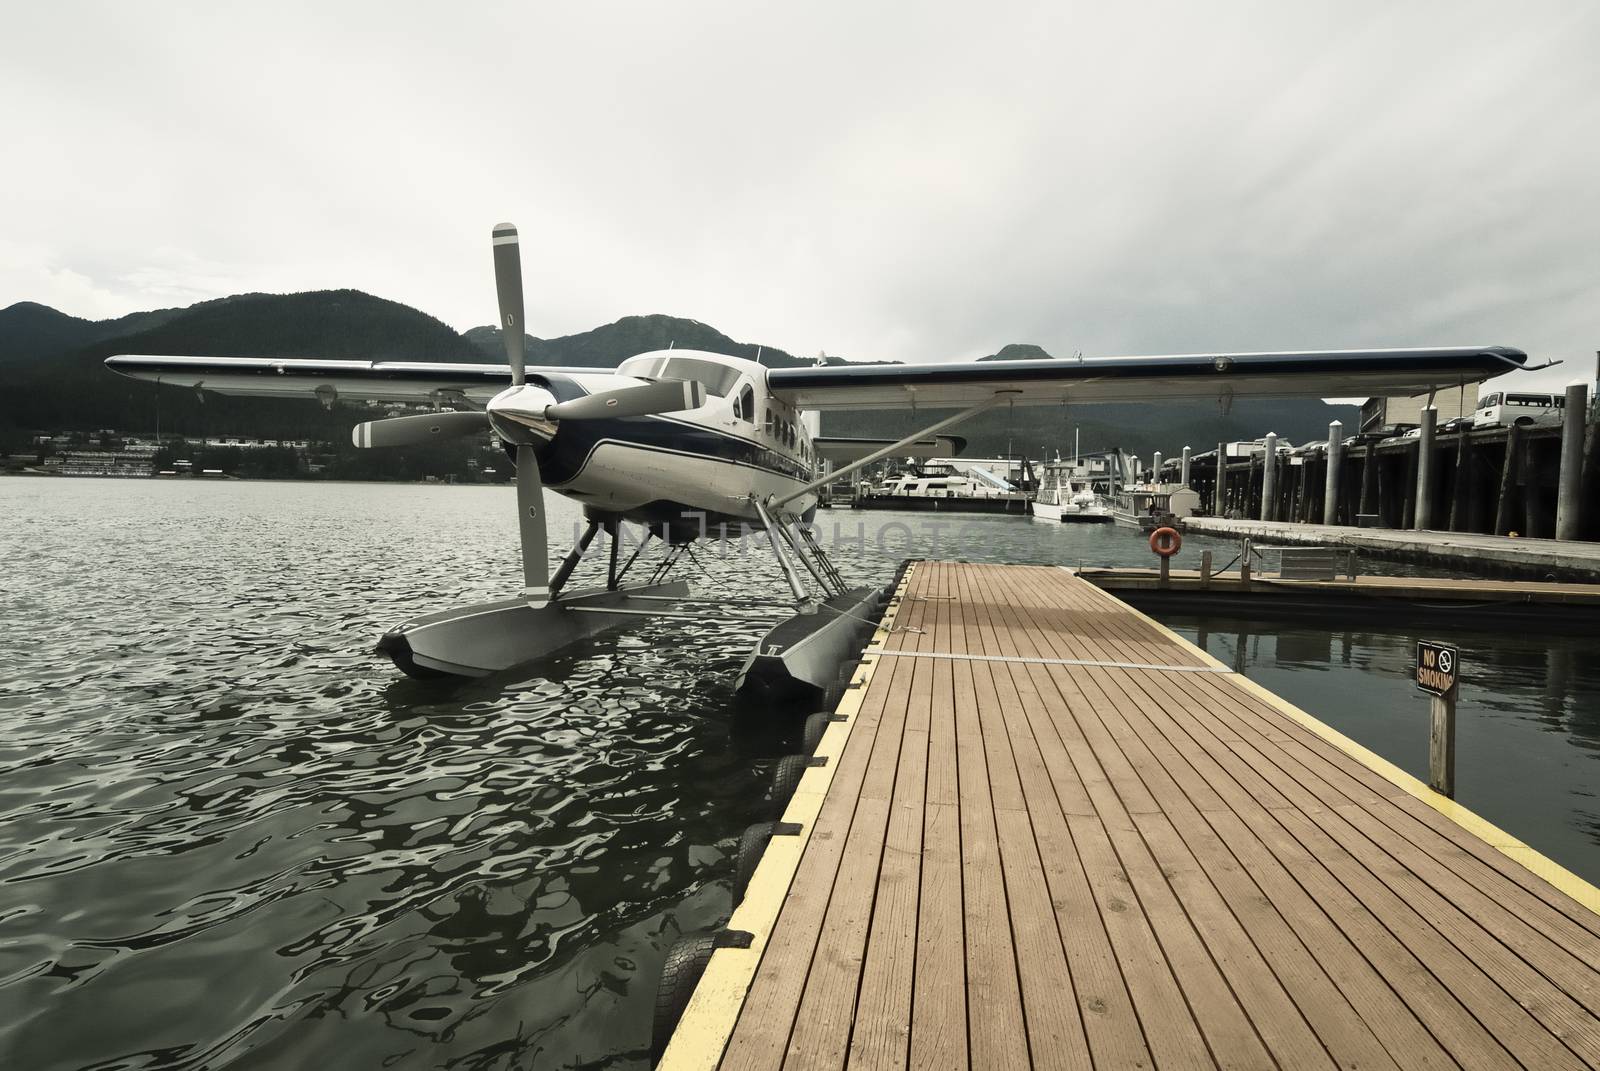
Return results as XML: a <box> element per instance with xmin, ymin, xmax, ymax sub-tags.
<box><xmin>1473</xmin><ymin>392</ymin><xmax>1565</xmax><ymax>429</ymax></box>
<box><xmin>1343</xmin><ymin>423</ymin><xmax>1417</xmax><ymax>448</ymax></box>
<box><xmin>1226</xmin><ymin>437</ymin><xmax>1296</xmax><ymax>457</ymax></box>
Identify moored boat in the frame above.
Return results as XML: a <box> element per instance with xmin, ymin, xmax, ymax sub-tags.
<box><xmin>1032</xmin><ymin>464</ymin><xmax>1113</xmax><ymax>522</ymax></box>
<box><xmin>1110</xmin><ymin>484</ymin><xmax>1201</xmax><ymax>530</ymax></box>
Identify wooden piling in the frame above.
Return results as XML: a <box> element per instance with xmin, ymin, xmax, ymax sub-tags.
<box><xmin>1430</xmin><ymin>693</ymin><xmax>1457</xmax><ymax>798</ymax></box>
<box><xmin>1556</xmin><ymin>384</ymin><xmax>1588</xmax><ymax>540</ymax></box>
<box><xmin>1357</xmin><ymin>445</ymin><xmax>1376</xmax><ymax>520</ymax></box>
<box><xmin>1447</xmin><ymin>431</ymin><xmax>1471</xmax><ymax>532</ymax></box>
<box><xmin>1494</xmin><ymin>423</ymin><xmax>1521</xmax><ymax>535</ymax></box>
<box><xmin>1415</xmin><ymin>408</ymin><xmax>1437</xmax><ymax>530</ymax></box>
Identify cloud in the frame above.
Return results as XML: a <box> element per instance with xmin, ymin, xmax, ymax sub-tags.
<box><xmin>1</xmin><ymin>0</ymin><xmax>1595</xmax><ymax>394</ymax></box>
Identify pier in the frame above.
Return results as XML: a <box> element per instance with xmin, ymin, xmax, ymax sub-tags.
<box><xmin>658</xmin><ymin>561</ymin><xmax>1600</xmax><ymax>1069</ymax></box>
<box><xmin>1183</xmin><ymin>517</ymin><xmax>1600</xmax><ymax>581</ymax></box>
<box><xmin>1177</xmin><ymin>385</ymin><xmax>1600</xmax><ymax>567</ymax></box>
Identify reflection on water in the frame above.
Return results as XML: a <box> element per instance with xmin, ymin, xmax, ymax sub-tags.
<box><xmin>1</xmin><ymin>479</ymin><xmax>1596</xmax><ymax>1069</ymax></box>
<box><xmin>1173</xmin><ymin>618</ymin><xmax>1600</xmax><ymax>886</ymax></box>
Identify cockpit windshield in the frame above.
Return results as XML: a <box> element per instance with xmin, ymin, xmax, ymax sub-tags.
<box><xmin>620</xmin><ymin>355</ymin><xmax>742</xmax><ymax>398</ymax></box>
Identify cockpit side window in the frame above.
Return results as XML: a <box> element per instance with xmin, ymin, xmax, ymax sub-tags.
<box><xmin>736</xmin><ymin>384</ymin><xmax>755</xmax><ymax>423</ymax></box>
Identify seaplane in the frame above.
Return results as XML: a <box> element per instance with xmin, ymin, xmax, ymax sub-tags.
<box><xmin>106</xmin><ymin>223</ymin><xmax>1528</xmax><ymax>699</ymax></box>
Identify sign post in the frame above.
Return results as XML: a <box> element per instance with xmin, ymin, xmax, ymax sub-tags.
<box><xmin>1416</xmin><ymin>641</ymin><xmax>1459</xmax><ymax>797</ymax></box>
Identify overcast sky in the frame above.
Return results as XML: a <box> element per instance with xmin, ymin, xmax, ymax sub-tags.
<box><xmin>3</xmin><ymin>1</ymin><xmax>1596</xmax><ymax>389</ymax></box>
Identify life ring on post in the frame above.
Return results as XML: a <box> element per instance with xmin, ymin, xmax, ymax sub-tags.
<box><xmin>1149</xmin><ymin>526</ymin><xmax>1182</xmax><ymax>558</ymax></box>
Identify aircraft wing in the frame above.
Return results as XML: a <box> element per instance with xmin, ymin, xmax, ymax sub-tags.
<box><xmin>765</xmin><ymin>346</ymin><xmax>1527</xmax><ymax>411</ymax></box>
<box><xmin>813</xmin><ymin>434</ymin><xmax>965</xmax><ymax>462</ymax></box>
<box><xmin>102</xmin><ymin>354</ymin><xmax>595</xmax><ymax>406</ymax></box>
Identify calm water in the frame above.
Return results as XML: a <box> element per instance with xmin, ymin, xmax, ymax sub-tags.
<box><xmin>1</xmin><ymin>480</ymin><xmax>1596</xmax><ymax>1070</ymax></box>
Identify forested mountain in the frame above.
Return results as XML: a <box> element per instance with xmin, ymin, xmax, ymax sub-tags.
<box><xmin>0</xmin><ymin>301</ymin><xmax>187</xmax><ymax>366</ymax></box>
<box><xmin>0</xmin><ymin>290</ymin><xmax>1356</xmax><ymax>466</ymax></box>
<box><xmin>466</xmin><ymin>315</ymin><xmax>819</xmax><ymax>369</ymax></box>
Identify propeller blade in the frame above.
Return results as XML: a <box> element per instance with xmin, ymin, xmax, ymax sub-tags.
<box><xmin>517</xmin><ymin>444</ymin><xmax>550</xmax><ymax>607</ymax></box>
<box><xmin>492</xmin><ymin>223</ymin><xmax>526</xmax><ymax>387</ymax></box>
<box><xmin>351</xmin><ymin>410</ymin><xmax>490</xmax><ymax>448</ymax></box>
<box><xmin>544</xmin><ymin>379</ymin><xmax>706</xmax><ymax>422</ymax></box>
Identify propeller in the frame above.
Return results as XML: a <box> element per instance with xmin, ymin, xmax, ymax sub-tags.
<box><xmin>492</xmin><ymin>225</ymin><xmax>551</xmax><ymax>607</ymax></box>
<box><xmin>347</xmin><ymin>223</ymin><xmax>707</xmax><ymax>609</ymax></box>
<box><xmin>517</xmin><ymin>443</ymin><xmax>548</xmax><ymax>606</ymax></box>
<box><xmin>492</xmin><ymin>223</ymin><xmax>526</xmax><ymax>386</ymax></box>
<box><xmin>545</xmin><ymin>379</ymin><xmax>706</xmax><ymax>421</ymax></box>
<box><xmin>351</xmin><ymin>410</ymin><xmax>489</xmax><ymax>448</ymax></box>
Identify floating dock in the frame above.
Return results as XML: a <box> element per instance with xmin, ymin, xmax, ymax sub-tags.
<box><xmin>1078</xmin><ymin>566</ymin><xmax>1600</xmax><ymax>628</ymax></box>
<box><xmin>659</xmin><ymin>560</ymin><xmax>1600</xmax><ymax>1069</ymax></box>
<box><xmin>1185</xmin><ymin>516</ymin><xmax>1600</xmax><ymax>581</ymax></box>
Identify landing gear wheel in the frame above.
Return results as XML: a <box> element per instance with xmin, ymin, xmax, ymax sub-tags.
<box><xmin>652</xmin><ymin>932</ymin><xmax>718</xmax><ymax>1064</ymax></box>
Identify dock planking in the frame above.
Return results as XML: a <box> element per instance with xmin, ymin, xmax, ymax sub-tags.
<box><xmin>660</xmin><ymin>561</ymin><xmax>1600</xmax><ymax>1070</ymax></box>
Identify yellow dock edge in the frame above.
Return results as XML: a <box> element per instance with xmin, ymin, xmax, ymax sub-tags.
<box><xmin>656</xmin><ymin>567</ymin><xmax>916</xmax><ymax>1070</ymax></box>
<box><xmin>1066</xmin><ymin>566</ymin><xmax>1600</xmax><ymax>917</ymax></box>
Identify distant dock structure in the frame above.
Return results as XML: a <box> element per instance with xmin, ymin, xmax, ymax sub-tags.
<box><xmin>655</xmin><ymin>561</ymin><xmax>1600</xmax><ymax>1069</ymax></box>
<box><xmin>1169</xmin><ymin>382</ymin><xmax>1599</xmax><ymax>579</ymax></box>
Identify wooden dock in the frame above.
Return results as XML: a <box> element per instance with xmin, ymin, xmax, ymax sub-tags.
<box><xmin>660</xmin><ymin>561</ymin><xmax>1600</xmax><ymax>1070</ymax></box>
<box><xmin>1184</xmin><ymin>517</ymin><xmax>1600</xmax><ymax>580</ymax></box>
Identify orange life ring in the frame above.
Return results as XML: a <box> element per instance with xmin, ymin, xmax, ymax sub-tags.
<box><xmin>1149</xmin><ymin>526</ymin><xmax>1182</xmax><ymax>558</ymax></box>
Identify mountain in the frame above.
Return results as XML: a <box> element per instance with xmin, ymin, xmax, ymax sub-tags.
<box><xmin>2</xmin><ymin>290</ymin><xmax>486</xmax><ymax>441</ymax></box>
<box><xmin>467</xmin><ymin>314</ymin><xmax>854</xmax><ymax>369</ymax></box>
<box><xmin>0</xmin><ymin>301</ymin><xmax>186</xmax><ymax>366</ymax></box>
<box><xmin>0</xmin><ymin>290</ymin><xmax>1356</xmax><ymax>465</ymax></box>
<box><xmin>979</xmin><ymin>343</ymin><xmax>1053</xmax><ymax>362</ymax></box>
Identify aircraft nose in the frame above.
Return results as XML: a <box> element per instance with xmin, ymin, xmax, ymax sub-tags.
<box><xmin>487</xmin><ymin>384</ymin><xmax>559</xmax><ymax>445</ymax></box>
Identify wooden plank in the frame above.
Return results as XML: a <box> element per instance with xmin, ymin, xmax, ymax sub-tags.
<box><xmin>1117</xmin><ymin>661</ymin><xmax>1525</xmax><ymax>1069</ymax></box>
<box><xmin>1182</xmin><ymin>675</ymin><xmax>1600</xmax><ymax>1060</ymax></box>
<box><xmin>986</xmin><ymin>569</ymin><xmax>1348</xmax><ymax>1069</ymax></box>
<box><xmin>1105</xmin><ymin>665</ymin><xmax>1463</xmax><ymax>1071</ymax></box>
<box><xmin>910</xmin><ymin>568</ymin><xmax>967</xmax><ymax>1071</ymax></box>
<box><xmin>1146</xmin><ymin>668</ymin><xmax>1591</xmax><ymax>1067</ymax></box>
<box><xmin>953</xmin><ymin>564</ymin><xmax>1092</xmax><ymax>1070</ymax></box>
<box><xmin>974</xmin><ymin>568</ymin><xmax>1277</xmax><ymax>1068</ymax></box>
<box><xmin>961</xmin><ymin>571</ymin><xmax>1177</xmax><ymax>1070</ymax></box>
<box><xmin>945</xmin><ymin>567</ymin><xmax>1031</xmax><ymax>1070</ymax></box>
<box><xmin>783</xmin><ymin>630</ymin><xmax>920</xmax><ymax>1067</ymax></box>
<box><xmin>847</xmin><ymin>585</ymin><xmax>939</xmax><ymax>1070</ymax></box>
<box><xmin>1065</xmin><ymin>658</ymin><xmax>1407</xmax><ymax>1070</ymax></box>
<box><xmin>986</xmin><ymin>567</ymin><xmax>1600</xmax><ymax>1068</ymax></box>
<box><xmin>717</xmin><ymin>570</ymin><xmax>921</xmax><ymax>1071</ymax></box>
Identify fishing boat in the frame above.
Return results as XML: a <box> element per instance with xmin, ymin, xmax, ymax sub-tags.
<box><xmin>1110</xmin><ymin>484</ymin><xmax>1202</xmax><ymax>530</ymax></box>
<box><xmin>1032</xmin><ymin>464</ymin><xmax>1113</xmax><ymax>522</ymax></box>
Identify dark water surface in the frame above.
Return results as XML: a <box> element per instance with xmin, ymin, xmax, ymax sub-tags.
<box><xmin>2</xmin><ymin>480</ymin><xmax>1596</xmax><ymax>1070</ymax></box>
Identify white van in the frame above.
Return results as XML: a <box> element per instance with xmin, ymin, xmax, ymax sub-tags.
<box><xmin>1473</xmin><ymin>391</ymin><xmax>1565</xmax><ymax>429</ymax></box>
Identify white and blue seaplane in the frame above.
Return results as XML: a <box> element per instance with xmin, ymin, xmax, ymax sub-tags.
<box><xmin>106</xmin><ymin>224</ymin><xmax>1528</xmax><ymax>700</ymax></box>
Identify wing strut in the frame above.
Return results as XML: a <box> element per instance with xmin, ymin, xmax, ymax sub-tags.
<box><xmin>754</xmin><ymin>498</ymin><xmax>814</xmax><ymax>612</ymax></box>
<box><xmin>771</xmin><ymin>391</ymin><xmax>1018</xmax><ymax>509</ymax></box>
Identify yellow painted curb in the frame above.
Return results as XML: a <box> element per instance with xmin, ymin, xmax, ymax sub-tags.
<box><xmin>657</xmin><ymin>566</ymin><xmax>915</xmax><ymax>1070</ymax></box>
<box><xmin>1068</xmin><ymin>567</ymin><xmax>1600</xmax><ymax>918</ymax></box>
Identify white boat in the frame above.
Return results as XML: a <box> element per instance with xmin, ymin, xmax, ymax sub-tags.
<box><xmin>1110</xmin><ymin>484</ymin><xmax>1202</xmax><ymax>530</ymax></box>
<box><xmin>1032</xmin><ymin>466</ymin><xmax>1113</xmax><ymax>522</ymax></box>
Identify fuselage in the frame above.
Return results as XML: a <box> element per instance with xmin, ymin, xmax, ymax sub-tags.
<box><xmin>490</xmin><ymin>350</ymin><xmax>819</xmax><ymax>535</ymax></box>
